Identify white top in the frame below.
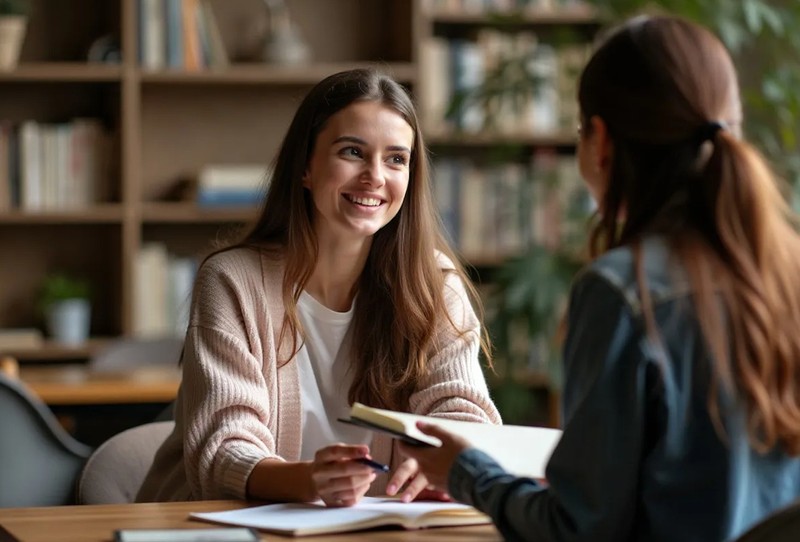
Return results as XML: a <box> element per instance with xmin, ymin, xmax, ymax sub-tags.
<box><xmin>296</xmin><ymin>291</ymin><xmax>371</xmax><ymax>460</ymax></box>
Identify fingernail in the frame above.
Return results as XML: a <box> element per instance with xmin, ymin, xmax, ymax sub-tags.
<box><xmin>401</xmin><ymin>493</ymin><xmax>411</xmax><ymax>503</ymax></box>
<box><xmin>387</xmin><ymin>484</ymin><xmax>396</xmax><ymax>494</ymax></box>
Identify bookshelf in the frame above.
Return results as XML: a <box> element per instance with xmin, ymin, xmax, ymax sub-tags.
<box><xmin>0</xmin><ymin>0</ymin><xmax>597</xmax><ymax>428</ymax></box>
<box><xmin>0</xmin><ymin>0</ymin><xmax>414</xmax><ymax>361</ymax></box>
<box><xmin>416</xmin><ymin>1</ymin><xmax>600</xmax><ymax>264</ymax></box>
<box><xmin>414</xmin><ymin>0</ymin><xmax>601</xmax><ymax>425</ymax></box>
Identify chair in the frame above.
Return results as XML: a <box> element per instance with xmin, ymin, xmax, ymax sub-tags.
<box><xmin>734</xmin><ymin>500</ymin><xmax>800</xmax><ymax>542</ymax></box>
<box><xmin>0</xmin><ymin>359</ymin><xmax>93</xmax><ymax>508</ymax></box>
<box><xmin>76</xmin><ymin>420</ymin><xmax>174</xmax><ymax>504</ymax></box>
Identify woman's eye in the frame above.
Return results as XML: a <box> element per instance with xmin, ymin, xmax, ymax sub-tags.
<box><xmin>389</xmin><ymin>154</ymin><xmax>409</xmax><ymax>166</ymax></box>
<box><xmin>340</xmin><ymin>146</ymin><xmax>362</xmax><ymax>158</ymax></box>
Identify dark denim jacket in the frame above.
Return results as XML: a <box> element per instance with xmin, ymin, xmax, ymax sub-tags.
<box><xmin>449</xmin><ymin>236</ymin><xmax>800</xmax><ymax>541</ymax></box>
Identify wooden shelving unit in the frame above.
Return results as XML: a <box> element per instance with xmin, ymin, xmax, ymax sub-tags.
<box><xmin>0</xmin><ymin>0</ymin><xmax>414</xmax><ymax>349</ymax></box>
<box><xmin>139</xmin><ymin>62</ymin><xmax>417</xmax><ymax>85</ymax></box>
<box><xmin>414</xmin><ymin>1</ymin><xmax>602</xmax><ymax>426</ymax></box>
<box><xmin>0</xmin><ymin>205</ymin><xmax>125</xmax><ymax>224</ymax></box>
<box><xmin>1</xmin><ymin>0</ymin><xmax>594</xmax><ymax>428</ymax></box>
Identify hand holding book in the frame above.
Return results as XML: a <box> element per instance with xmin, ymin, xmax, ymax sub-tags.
<box><xmin>339</xmin><ymin>402</ymin><xmax>562</xmax><ymax>479</ymax></box>
<box><xmin>383</xmin><ymin>446</ymin><xmax>453</xmax><ymax>504</ymax></box>
<box><xmin>398</xmin><ymin>421</ymin><xmax>471</xmax><ymax>491</ymax></box>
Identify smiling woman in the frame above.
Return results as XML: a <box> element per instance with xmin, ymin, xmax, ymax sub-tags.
<box><xmin>135</xmin><ymin>68</ymin><xmax>501</xmax><ymax>509</ymax></box>
<box><xmin>302</xmin><ymin>100</ymin><xmax>414</xmax><ymax>258</ymax></box>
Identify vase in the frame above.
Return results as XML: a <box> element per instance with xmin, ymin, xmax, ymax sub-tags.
<box><xmin>0</xmin><ymin>16</ymin><xmax>26</xmax><ymax>71</ymax></box>
<box><xmin>263</xmin><ymin>19</ymin><xmax>310</xmax><ymax>65</ymax></box>
<box><xmin>46</xmin><ymin>299</ymin><xmax>91</xmax><ymax>345</ymax></box>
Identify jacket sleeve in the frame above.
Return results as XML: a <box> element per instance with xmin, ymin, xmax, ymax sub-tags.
<box><xmin>179</xmin><ymin>256</ymin><xmax>282</xmax><ymax>500</ymax></box>
<box><xmin>408</xmin><ymin>270</ymin><xmax>502</xmax><ymax>425</ymax></box>
<box><xmin>447</xmin><ymin>271</ymin><xmax>658</xmax><ymax>541</ymax></box>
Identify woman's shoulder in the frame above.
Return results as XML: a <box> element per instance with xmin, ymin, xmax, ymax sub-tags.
<box><xmin>191</xmin><ymin>245</ymin><xmax>287</xmax><ymax>326</ymax></box>
<box><xmin>202</xmin><ymin>245</ymin><xmax>284</xmax><ymax>274</ymax></box>
<box><xmin>196</xmin><ymin>245</ymin><xmax>285</xmax><ymax>293</ymax></box>
<box><xmin>434</xmin><ymin>249</ymin><xmax>457</xmax><ymax>271</ymax></box>
<box><xmin>579</xmin><ymin>236</ymin><xmax>689</xmax><ymax>313</ymax></box>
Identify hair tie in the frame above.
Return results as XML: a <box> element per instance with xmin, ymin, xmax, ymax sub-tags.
<box><xmin>696</xmin><ymin>121</ymin><xmax>726</xmax><ymax>143</ymax></box>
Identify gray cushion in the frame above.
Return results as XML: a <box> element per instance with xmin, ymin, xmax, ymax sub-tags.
<box><xmin>77</xmin><ymin>421</ymin><xmax>174</xmax><ymax>504</ymax></box>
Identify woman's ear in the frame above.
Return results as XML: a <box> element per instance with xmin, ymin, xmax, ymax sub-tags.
<box><xmin>589</xmin><ymin>115</ymin><xmax>613</xmax><ymax>177</ymax></box>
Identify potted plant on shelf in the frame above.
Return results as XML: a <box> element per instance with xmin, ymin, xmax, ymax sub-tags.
<box><xmin>0</xmin><ymin>0</ymin><xmax>28</xmax><ymax>70</ymax></box>
<box><xmin>39</xmin><ymin>273</ymin><xmax>92</xmax><ymax>345</ymax></box>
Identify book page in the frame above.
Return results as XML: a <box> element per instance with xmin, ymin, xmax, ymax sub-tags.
<box><xmin>351</xmin><ymin>404</ymin><xmax>562</xmax><ymax>478</ymax></box>
<box><xmin>190</xmin><ymin>497</ymin><xmax>488</xmax><ymax>536</ymax></box>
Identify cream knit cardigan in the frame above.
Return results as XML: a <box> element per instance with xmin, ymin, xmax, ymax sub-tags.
<box><xmin>137</xmin><ymin>246</ymin><xmax>501</xmax><ymax>502</ymax></box>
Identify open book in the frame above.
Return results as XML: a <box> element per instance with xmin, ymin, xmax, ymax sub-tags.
<box><xmin>339</xmin><ymin>402</ymin><xmax>562</xmax><ymax>478</ymax></box>
<box><xmin>190</xmin><ymin>497</ymin><xmax>490</xmax><ymax>537</ymax></box>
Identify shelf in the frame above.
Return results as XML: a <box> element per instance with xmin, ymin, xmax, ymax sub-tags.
<box><xmin>426</xmin><ymin>8</ymin><xmax>600</xmax><ymax>26</ymax></box>
<box><xmin>0</xmin><ymin>205</ymin><xmax>124</xmax><ymax>224</ymax></box>
<box><xmin>426</xmin><ymin>131</ymin><xmax>578</xmax><ymax>147</ymax></box>
<box><xmin>0</xmin><ymin>63</ymin><xmax>123</xmax><ymax>82</ymax></box>
<box><xmin>139</xmin><ymin>62</ymin><xmax>418</xmax><ymax>85</ymax></box>
<box><xmin>2</xmin><ymin>337</ymin><xmax>114</xmax><ymax>362</ymax></box>
<box><xmin>141</xmin><ymin>203</ymin><xmax>258</xmax><ymax>224</ymax></box>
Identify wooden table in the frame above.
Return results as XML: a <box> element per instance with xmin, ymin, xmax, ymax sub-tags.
<box><xmin>19</xmin><ymin>365</ymin><xmax>181</xmax><ymax>405</ymax></box>
<box><xmin>0</xmin><ymin>501</ymin><xmax>502</xmax><ymax>541</ymax></box>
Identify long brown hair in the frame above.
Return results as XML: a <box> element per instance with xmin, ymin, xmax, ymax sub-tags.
<box><xmin>217</xmin><ymin>68</ymin><xmax>490</xmax><ymax>411</ymax></box>
<box><xmin>578</xmin><ymin>16</ymin><xmax>800</xmax><ymax>454</ymax></box>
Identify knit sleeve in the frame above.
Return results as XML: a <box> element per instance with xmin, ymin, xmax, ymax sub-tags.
<box><xmin>407</xmin><ymin>269</ymin><xmax>502</xmax><ymax>425</ymax></box>
<box><xmin>179</xmin><ymin>250</ymin><xmax>283</xmax><ymax>500</ymax></box>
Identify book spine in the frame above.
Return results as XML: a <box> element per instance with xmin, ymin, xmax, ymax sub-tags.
<box><xmin>164</xmin><ymin>0</ymin><xmax>185</xmax><ymax>68</ymax></box>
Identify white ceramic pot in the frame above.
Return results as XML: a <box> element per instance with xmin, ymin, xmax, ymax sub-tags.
<box><xmin>0</xmin><ymin>16</ymin><xmax>26</xmax><ymax>71</ymax></box>
<box><xmin>46</xmin><ymin>298</ymin><xmax>91</xmax><ymax>345</ymax></box>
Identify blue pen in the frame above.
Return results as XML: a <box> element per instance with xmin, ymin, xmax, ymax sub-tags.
<box><xmin>355</xmin><ymin>457</ymin><xmax>390</xmax><ymax>473</ymax></box>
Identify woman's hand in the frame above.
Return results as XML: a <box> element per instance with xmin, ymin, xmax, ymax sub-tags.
<box><xmin>310</xmin><ymin>444</ymin><xmax>377</xmax><ymax>507</ymax></box>
<box><xmin>385</xmin><ymin>457</ymin><xmax>449</xmax><ymax>502</ymax></box>
<box><xmin>398</xmin><ymin>422</ymin><xmax>470</xmax><ymax>491</ymax></box>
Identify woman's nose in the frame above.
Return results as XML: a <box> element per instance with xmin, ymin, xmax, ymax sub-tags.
<box><xmin>360</xmin><ymin>158</ymin><xmax>385</xmax><ymax>186</ymax></box>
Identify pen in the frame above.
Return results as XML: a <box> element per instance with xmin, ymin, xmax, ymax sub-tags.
<box><xmin>355</xmin><ymin>457</ymin><xmax>390</xmax><ymax>473</ymax></box>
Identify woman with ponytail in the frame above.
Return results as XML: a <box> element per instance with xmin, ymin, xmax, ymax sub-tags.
<box><xmin>401</xmin><ymin>15</ymin><xmax>800</xmax><ymax>542</ymax></box>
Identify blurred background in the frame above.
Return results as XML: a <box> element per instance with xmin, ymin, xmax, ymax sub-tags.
<box><xmin>0</xmin><ymin>0</ymin><xmax>797</xmax><ymax>445</ymax></box>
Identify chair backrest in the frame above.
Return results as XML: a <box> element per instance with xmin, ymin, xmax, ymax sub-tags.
<box><xmin>0</xmin><ymin>371</ymin><xmax>93</xmax><ymax>508</ymax></box>
<box><xmin>77</xmin><ymin>420</ymin><xmax>174</xmax><ymax>504</ymax></box>
<box><xmin>734</xmin><ymin>500</ymin><xmax>800</xmax><ymax>542</ymax></box>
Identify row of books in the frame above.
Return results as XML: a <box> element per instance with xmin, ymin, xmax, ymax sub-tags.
<box><xmin>138</xmin><ymin>0</ymin><xmax>229</xmax><ymax>70</ymax></box>
<box><xmin>419</xmin><ymin>30</ymin><xmax>589</xmax><ymax>136</ymax></box>
<box><xmin>133</xmin><ymin>243</ymin><xmax>197</xmax><ymax>339</ymax></box>
<box><xmin>432</xmin><ymin>149</ymin><xmax>592</xmax><ymax>259</ymax></box>
<box><xmin>421</xmin><ymin>0</ymin><xmax>593</xmax><ymax>15</ymax></box>
<box><xmin>194</xmin><ymin>163</ymin><xmax>269</xmax><ymax>207</ymax></box>
<box><xmin>0</xmin><ymin>119</ymin><xmax>109</xmax><ymax>212</ymax></box>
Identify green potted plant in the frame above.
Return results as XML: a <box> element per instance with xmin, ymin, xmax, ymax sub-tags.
<box><xmin>0</xmin><ymin>0</ymin><xmax>28</xmax><ymax>70</ymax></box>
<box><xmin>39</xmin><ymin>273</ymin><xmax>91</xmax><ymax>345</ymax></box>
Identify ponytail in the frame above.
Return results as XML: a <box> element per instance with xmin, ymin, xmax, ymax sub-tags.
<box><xmin>691</xmin><ymin>129</ymin><xmax>800</xmax><ymax>454</ymax></box>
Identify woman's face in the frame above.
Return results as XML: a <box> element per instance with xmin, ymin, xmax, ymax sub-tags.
<box><xmin>576</xmin><ymin>115</ymin><xmax>613</xmax><ymax>210</ymax></box>
<box><xmin>303</xmin><ymin>100</ymin><xmax>414</xmax><ymax>247</ymax></box>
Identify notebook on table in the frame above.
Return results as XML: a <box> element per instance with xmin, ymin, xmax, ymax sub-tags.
<box><xmin>190</xmin><ymin>497</ymin><xmax>491</xmax><ymax>537</ymax></box>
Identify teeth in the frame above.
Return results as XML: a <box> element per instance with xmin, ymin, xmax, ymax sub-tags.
<box><xmin>349</xmin><ymin>195</ymin><xmax>381</xmax><ymax>207</ymax></box>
